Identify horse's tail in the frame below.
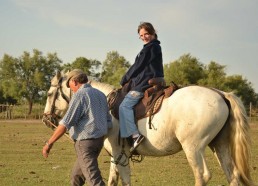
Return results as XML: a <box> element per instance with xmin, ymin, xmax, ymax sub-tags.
<box><xmin>223</xmin><ymin>92</ymin><xmax>254</xmax><ymax>186</ymax></box>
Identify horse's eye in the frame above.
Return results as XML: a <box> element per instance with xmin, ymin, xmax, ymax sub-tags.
<box><xmin>47</xmin><ymin>92</ymin><xmax>53</xmax><ymax>97</ymax></box>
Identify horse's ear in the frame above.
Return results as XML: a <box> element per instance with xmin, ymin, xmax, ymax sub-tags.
<box><xmin>61</xmin><ymin>69</ymin><xmax>70</xmax><ymax>76</ymax></box>
<box><xmin>56</xmin><ymin>70</ymin><xmax>61</xmax><ymax>80</ymax></box>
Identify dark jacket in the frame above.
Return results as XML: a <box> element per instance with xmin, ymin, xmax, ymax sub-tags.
<box><xmin>120</xmin><ymin>39</ymin><xmax>164</xmax><ymax>92</ymax></box>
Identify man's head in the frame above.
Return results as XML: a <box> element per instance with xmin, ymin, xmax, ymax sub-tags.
<box><xmin>66</xmin><ymin>69</ymin><xmax>88</xmax><ymax>91</ymax></box>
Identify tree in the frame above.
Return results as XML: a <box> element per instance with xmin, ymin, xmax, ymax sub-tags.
<box><xmin>0</xmin><ymin>89</ymin><xmax>17</xmax><ymax>104</ymax></box>
<box><xmin>0</xmin><ymin>49</ymin><xmax>62</xmax><ymax>114</ymax></box>
<box><xmin>101</xmin><ymin>51</ymin><xmax>130</xmax><ymax>87</ymax></box>
<box><xmin>198</xmin><ymin>61</ymin><xmax>226</xmax><ymax>90</ymax></box>
<box><xmin>223</xmin><ymin>75</ymin><xmax>258</xmax><ymax>107</ymax></box>
<box><xmin>164</xmin><ymin>54</ymin><xmax>205</xmax><ymax>86</ymax></box>
<box><xmin>63</xmin><ymin>57</ymin><xmax>101</xmax><ymax>78</ymax></box>
<box><xmin>164</xmin><ymin>55</ymin><xmax>258</xmax><ymax>109</ymax></box>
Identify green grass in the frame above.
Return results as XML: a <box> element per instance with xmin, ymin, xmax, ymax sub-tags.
<box><xmin>0</xmin><ymin>104</ymin><xmax>45</xmax><ymax>119</ymax></box>
<box><xmin>0</xmin><ymin>120</ymin><xmax>257</xmax><ymax>186</ymax></box>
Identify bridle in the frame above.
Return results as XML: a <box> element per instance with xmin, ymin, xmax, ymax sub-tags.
<box><xmin>42</xmin><ymin>77</ymin><xmax>71</xmax><ymax>128</ymax></box>
<box><xmin>43</xmin><ymin>78</ymin><xmax>144</xmax><ymax>164</ymax></box>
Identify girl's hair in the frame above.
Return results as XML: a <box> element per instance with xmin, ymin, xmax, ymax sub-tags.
<box><xmin>137</xmin><ymin>22</ymin><xmax>157</xmax><ymax>39</ymax></box>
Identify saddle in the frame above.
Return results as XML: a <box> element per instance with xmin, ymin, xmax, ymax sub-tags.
<box><xmin>107</xmin><ymin>78</ymin><xmax>178</xmax><ymax>129</ymax></box>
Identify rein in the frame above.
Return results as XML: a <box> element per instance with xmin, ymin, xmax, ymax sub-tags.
<box><xmin>110</xmin><ymin>139</ymin><xmax>144</xmax><ymax>166</ymax></box>
<box><xmin>88</xmin><ymin>81</ymin><xmax>145</xmax><ymax>165</ymax></box>
<box><xmin>45</xmin><ymin>78</ymin><xmax>144</xmax><ymax>165</ymax></box>
<box><xmin>43</xmin><ymin>77</ymin><xmax>71</xmax><ymax>128</ymax></box>
<box><xmin>42</xmin><ymin>115</ymin><xmax>73</xmax><ymax>143</ymax></box>
<box><xmin>42</xmin><ymin>77</ymin><xmax>73</xmax><ymax>142</ymax></box>
<box><xmin>50</xmin><ymin>77</ymin><xmax>71</xmax><ymax>117</ymax></box>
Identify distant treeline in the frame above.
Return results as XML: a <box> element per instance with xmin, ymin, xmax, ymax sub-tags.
<box><xmin>0</xmin><ymin>49</ymin><xmax>257</xmax><ymax>116</ymax></box>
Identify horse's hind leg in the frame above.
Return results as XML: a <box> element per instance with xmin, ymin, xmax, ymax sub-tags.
<box><xmin>209</xmin><ymin>143</ymin><xmax>241</xmax><ymax>186</ymax></box>
<box><xmin>183</xmin><ymin>145</ymin><xmax>211</xmax><ymax>186</ymax></box>
<box><xmin>209</xmin><ymin>126</ymin><xmax>241</xmax><ymax>186</ymax></box>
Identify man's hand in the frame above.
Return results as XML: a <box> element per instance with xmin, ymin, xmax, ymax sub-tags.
<box><xmin>42</xmin><ymin>142</ymin><xmax>53</xmax><ymax>158</ymax></box>
<box><xmin>42</xmin><ymin>125</ymin><xmax>67</xmax><ymax>158</ymax></box>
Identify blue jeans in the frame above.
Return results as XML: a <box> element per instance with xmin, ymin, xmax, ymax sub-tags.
<box><xmin>119</xmin><ymin>91</ymin><xmax>144</xmax><ymax>138</ymax></box>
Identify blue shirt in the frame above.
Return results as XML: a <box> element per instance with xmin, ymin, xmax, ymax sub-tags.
<box><xmin>59</xmin><ymin>84</ymin><xmax>112</xmax><ymax>140</ymax></box>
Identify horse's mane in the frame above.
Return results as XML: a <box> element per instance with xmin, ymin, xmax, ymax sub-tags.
<box><xmin>89</xmin><ymin>80</ymin><xmax>115</xmax><ymax>94</ymax></box>
<box><xmin>54</xmin><ymin>71</ymin><xmax>115</xmax><ymax>95</ymax></box>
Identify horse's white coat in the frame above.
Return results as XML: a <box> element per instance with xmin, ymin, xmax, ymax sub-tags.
<box><xmin>43</xmin><ymin>72</ymin><xmax>254</xmax><ymax>186</ymax></box>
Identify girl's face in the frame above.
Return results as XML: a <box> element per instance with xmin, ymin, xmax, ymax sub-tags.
<box><xmin>139</xmin><ymin>28</ymin><xmax>155</xmax><ymax>44</ymax></box>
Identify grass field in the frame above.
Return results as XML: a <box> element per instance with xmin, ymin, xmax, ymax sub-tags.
<box><xmin>0</xmin><ymin>119</ymin><xmax>257</xmax><ymax>186</ymax></box>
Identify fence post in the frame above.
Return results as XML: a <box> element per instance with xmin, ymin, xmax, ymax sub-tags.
<box><xmin>5</xmin><ymin>104</ymin><xmax>9</xmax><ymax>119</ymax></box>
<box><xmin>249</xmin><ymin>102</ymin><xmax>252</xmax><ymax>118</ymax></box>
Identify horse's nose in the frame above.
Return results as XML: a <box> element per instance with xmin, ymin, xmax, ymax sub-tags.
<box><xmin>42</xmin><ymin>113</ymin><xmax>53</xmax><ymax>128</ymax></box>
<box><xmin>42</xmin><ymin>114</ymin><xmax>49</xmax><ymax>125</ymax></box>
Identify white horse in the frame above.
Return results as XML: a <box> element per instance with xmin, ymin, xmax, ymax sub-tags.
<box><xmin>43</xmin><ymin>71</ymin><xmax>255</xmax><ymax>186</ymax></box>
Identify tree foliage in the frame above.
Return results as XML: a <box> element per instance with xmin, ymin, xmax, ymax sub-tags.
<box><xmin>164</xmin><ymin>53</ymin><xmax>258</xmax><ymax>109</ymax></box>
<box><xmin>101</xmin><ymin>51</ymin><xmax>130</xmax><ymax>87</ymax></box>
<box><xmin>0</xmin><ymin>50</ymin><xmax>257</xmax><ymax>115</ymax></box>
<box><xmin>198</xmin><ymin>61</ymin><xmax>227</xmax><ymax>90</ymax></box>
<box><xmin>0</xmin><ymin>49</ymin><xmax>62</xmax><ymax>113</ymax></box>
<box><xmin>164</xmin><ymin>54</ymin><xmax>205</xmax><ymax>86</ymax></box>
<box><xmin>63</xmin><ymin>57</ymin><xmax>101</xmax><ymax>78</ymax></box>
<box><xmin>0</xmin><ymin>89</ymin><xmax>17</xmax><ymax>104</ymax></box>
<box><xmin>223</xmin><ymin>75</ymin><xmax>258</xmax><ymax>107</ymax></box>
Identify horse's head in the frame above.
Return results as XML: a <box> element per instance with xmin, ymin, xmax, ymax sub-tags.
<box><xmin>42</xmin><ymin>71</ymin><xmax>71</xmax><ymax>129</ymax></box>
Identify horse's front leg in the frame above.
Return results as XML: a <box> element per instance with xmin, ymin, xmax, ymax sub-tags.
<box><xmin>108</xmin><ymin>157</ymin><xmax>119</xmax><ymax>186</ymax></box>
<box><xmin>108</xmin><ymin>157</ymin><xmax>131</xmax><ymax>186</ymax></box>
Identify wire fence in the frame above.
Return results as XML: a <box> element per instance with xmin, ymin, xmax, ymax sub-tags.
<box><xmin>0</xmin><ymin>104</ymin><xmax>45</xmax><ymax>119</ymax></box>
<box><xmin>0</xmin><ymin>103</ymin><xmax>257</xmax><ymax>122</ymax></box>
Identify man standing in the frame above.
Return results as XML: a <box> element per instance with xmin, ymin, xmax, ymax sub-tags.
<box><xmin>42</xmin><ymin>69</ymin><xmax>112</xmax><ymax>186</ymax></box>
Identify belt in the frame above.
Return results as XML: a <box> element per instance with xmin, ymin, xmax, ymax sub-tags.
<box><xmin>73</xmin><ymin>136</ymin><xmax>103</xmax><ymax>142</ymax></box>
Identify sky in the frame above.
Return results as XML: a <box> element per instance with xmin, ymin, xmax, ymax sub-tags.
<box><xmin>0</xmin><ymin>0</ymin><xmax>257</xmax><ymax>92</ymax></box>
